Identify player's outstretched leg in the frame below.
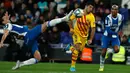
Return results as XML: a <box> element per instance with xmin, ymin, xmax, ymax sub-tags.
<box><xmin>105</xmin><ymin>48</ymin><xmax>114</xmax><ymax>59</ymax></box>
<box><xmin>64</xmin><ymin>44</ymin><xmax>81</xmax><ymax>72</ymax></box>
<box><xmin>41</xmin><ymin>10</ymin><xmax>73</xmax><ymax>32</ymax></box>
<box><xmin>46</xmin><ymin>10</ymin><xmax>73</xmax><ymax>27</ymax></box>
<box><xmin>12</xmin><ymin>60</ymin><xmax>20</xmax><ymax>70</ymax></box>
<box><xmin>99</xmin><ymin>49</ymin><xmax>107</xmax><ymax>71</ymax></box>
<box><xmin>12</xmin><ymin>58</ymin><xmax>38</xmax><ymax>70</ymax></box>
<box><xmin>70</xmin><ymin>44</ymin><xmax>81</xmax><ymax>72</ymax></box>
<box><xmin>70</xmin><ymin>49</ymin><xmax>79</xmax><ymax>72</ymax></box>
<box><xmin>12</xmin><ymin>50</ymin><xmax>40</xmax><ymax>70</ymax></box>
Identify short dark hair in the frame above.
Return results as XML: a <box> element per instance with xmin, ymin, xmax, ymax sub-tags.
<box><xmin>124</xmin><ymin>4</ymin><xmax>128</xmax><ymax>8</ymax></box>
<box><xmin>86</xmin><ymin>2</ymin><xmax>94</xmax><ymax>6</ymax></box>
<box><xmin>0</xmin><ymin>10</ymin><xmax>6</xmax><ymax>18</ymax></box>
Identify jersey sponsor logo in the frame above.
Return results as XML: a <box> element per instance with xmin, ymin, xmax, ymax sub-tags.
<box><xmin>108</xmin><ymin>21</ymin><xmax>111</xmax><ymax>25</ymax></box>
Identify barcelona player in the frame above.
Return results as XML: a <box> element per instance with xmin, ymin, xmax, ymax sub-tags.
<box><xmin>65</xmin><ymin>3</ymin><xmax>96</xmax><ymax>72</ymax></box>
<box><xmin>0</xmin><ymin>10</ymin><xmax>73</xmax><ymax>70</ymax></box>
<box><xmin>99</xmin><ymin>5</ymin><xmax>124</xmax><ymax>71</ymax></box>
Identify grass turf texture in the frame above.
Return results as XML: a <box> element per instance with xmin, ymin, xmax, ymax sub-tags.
<box><xmin>0</xmin><ymin>61</ymin><xmax>129</xmax><ymax>73</ymax></box>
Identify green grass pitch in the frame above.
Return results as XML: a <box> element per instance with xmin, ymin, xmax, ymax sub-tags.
<box><xmin>0</xmin><ymin>61</ymin><xmax>130</xmax><ymax>73</ymax></box>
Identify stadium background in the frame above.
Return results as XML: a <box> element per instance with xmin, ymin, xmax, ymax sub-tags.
<box><xmin>0</xmin><ymin>0</ymin><xmax>130</xmax><ymax>64</ymax></box>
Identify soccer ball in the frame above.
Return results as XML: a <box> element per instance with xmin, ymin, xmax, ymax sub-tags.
<box><xmin>73</xmin><ymin>8</ymin><xmax>84</xmax><ymax>18</ymax></box>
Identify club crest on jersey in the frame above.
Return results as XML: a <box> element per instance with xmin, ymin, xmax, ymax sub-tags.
<box><xmin>108</xmin><ymin>21</ymin><xmax>111</xmax><ymax>25</ymax></box>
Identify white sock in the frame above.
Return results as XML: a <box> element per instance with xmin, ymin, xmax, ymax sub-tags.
<box><xmin>107</xmin><ymin>48</ymin><xmax>114</xmax><ymax>53</ymax></box>
<box><xmin>100</xmin><ymin>55</ymin><xmax>105</xmax><ymax>68</ymax></box>
<box><xmin>47</xmin><ymin>18</ymin><xmax>64</xmax><ymax>27</ymax></box>
<box><xmin>0</xmin><ymin>29</ymin><xmax>4</xmax><ymax>34</ymax></box>
<box><xmin>20</xmin><ymin>58</ymin><xmax>38</xmax><ymax>67</ymax></box>
<box><xmin>46</xmin><ymin>10</ymin><xmax>73</xmax><ymax>27</ymax></box>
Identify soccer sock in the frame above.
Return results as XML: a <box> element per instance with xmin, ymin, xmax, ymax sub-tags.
<box><xmin>47</xmin><ymin>17</ymin><xmax>65</xmax><ymax>27</ymax></box>
<box><xmin>20</xmin><ymin>58</ymin><xmax>38</xmax><ymax>67</ymax></box>
<box><xmin>100</xmin><ymin>55</ymin><xmax>105</xmax><ymax>68</ymax></box>
<box><xmin>107</xmin><ymin>48</ymin><xmax>114</xmax><ymax>53</ymax></box>
<box><xmin>69</xmin><ymin>46</ymin><xmax>74</xmax><ymax>51</ymax></box>
<box><xmin>71</xmin><ymin>47</ymin><xmax>79</xmax><ymax>68</ymax></box>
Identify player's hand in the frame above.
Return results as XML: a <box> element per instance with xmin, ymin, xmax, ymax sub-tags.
<box><xmin>87</xmin><ymin>39</ymin><xmax>92</xmax><ymax>45</ymax></box>
<box><xmin>69</xmin><ymin>28</ymin><xmax>74</xmax><ymax>35</ymax></box>
<box><xmin>118</xmin><ymin>31</ymin><xmax>123</xmax><ymax>37</ymax></box>
<box><xmin>0</xmin><ymin>43</ymin><xmax>4</xmax><ymax>48</ymax></box>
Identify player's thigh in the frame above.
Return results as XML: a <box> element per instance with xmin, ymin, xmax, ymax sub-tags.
<box><xmin>101</xmin><ymin>36</ymin><xmax>109</xmax><ymax>49</ymax></box>
<box><xmin>112</xmin><ymin>38</ymin><xmax>120</xmax><ymax>50</ymax></box>
<box><xmin>27</xmin><ymin>25</ymin><xmax>42</xmax><ymax>40</ymax></box>
<box><xmin>41</xmin><ymin>22</ymin><xmax>47</xmax><ymax>32</ymax></box>
<box><xmin>32</xmin><ymin>41</ymin><xmax>41</xmax><ymax>61</ymax></box>
<box><xmin>34</xmin><ymin>50</ymin><xmax>41</xmax><ymax>61</ymax></box>
<box><xmin>80</xmin><ymin>37</ymin><xmax>87</xmax><ymax>51</ymax></box>
<box><xmin>72</xmin><ymin>33</ymin><xmax>81</xmax><ymax>45</ymax></box>
<box><xmin>72</xmin><ymin>33</ymin><xmax>82</xmax><ymax>50</ymax></box>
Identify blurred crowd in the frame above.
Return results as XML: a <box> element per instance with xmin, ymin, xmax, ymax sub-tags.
<box><xmin>0</xmin><ymin>0</ymin><xmax>130</xmax><ymax>46</ymax></box>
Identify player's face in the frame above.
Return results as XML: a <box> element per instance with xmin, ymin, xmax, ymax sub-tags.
<box><xmin>2</xmin><ymin>12</ymin><xmax>10</xmax><ymax>24</ymax></box>
<box><xmin>2</xmin><ymin>16</ymin><xmax>7</xmax><ymax>24</ymax></box>
<box><xmin>111</xmin><ymin>9</ymin><xmax>118</xmax><ymax>17</ymax></box>
<box><xmin>86</xmin><ymin>5</ymin><xmax>93</xmax><ymax>13</ymax></box>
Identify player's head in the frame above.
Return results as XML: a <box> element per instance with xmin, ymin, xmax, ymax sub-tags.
<box><xmin>1</xmin><ymin>11</ymin><xmax>10</xmax><ymax>25</ymax></box>
<box><xmin>85</xmin><ymin>2</ymin><xmax>94</xmax><ymax>13</ymax></box>
<box><xmin>111</xmin><ymin>4</ymin><xmax>118</xmax><ymax>17</ymax></box>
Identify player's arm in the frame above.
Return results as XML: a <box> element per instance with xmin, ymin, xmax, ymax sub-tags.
<box><xmin>90</xmin><ymin>27</ymin><xmax>95</xmax><ymax>40</ymax></box>
<box><xmin>69</xmin><ymin>9</ymin><xmax>83</xmax><ymax>34</ymax></box>
<box><xmin>68</xmin><ymin>11</ymin><xmax>76</xmax><ymax>34</ymax></box>
<box><xmin>69</xmin><ymin>8</ymin><xmax>83</xmax><ymax>21</ymax></box>
<box><xmin>0</xmin><ymin>23</ymin><xmax>12</xmax><ymax>48</ymax></box>
<box><xmin>104</xmin><ymin>17</ymin><xmax>112</xmax><ymax>36</ymax></box>
<box><xmin>0</xmin><ymin>29</ymin><xmax>9</xmax><ymax>45</ymax></box>
<box><xmin>88</xmin><ymin>15</ymin><xmax>96</xmax><ymax>44</ymax></box>
<box><xmin>118</xmin><ymin>15</ymin><xmax>124</xmax><ymax>36</ymax></box>
<box><xmin>68</xmin><ymin>14</ymin><xmax>74</xmax><ymax>29</ymax></box>
<box><xmin>105</xmin><ymin>17</ymin><xmax>110</xmax><ymax>30</ymax></box>
<box><xmin>68</xmin><ymin>21</ymin><xmax>74</xmax><ymax>35</ymax></box>
<box><xmin>104</xmin><ymin>17</ymin><xmax>116</xmax><ymax>35</ymax></box>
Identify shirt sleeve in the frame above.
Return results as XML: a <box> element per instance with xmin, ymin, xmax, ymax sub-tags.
<box><xmin>3</xmin><ymin>23</ymin><xmax>12</xmax><ymax>31</ymax></box>
<box><xmin>70</xmin><ymin>13</ymin><xmax>76</xmax><ymax>21</ymax></box>
<box><xmin>90</xmin><ymin>14</ymin><xmax>96</xmax><ymax>28</ymax></box>
<box><xmin>119</xmin><ymin>15</ymin><xmax>124</xmax><ymax>31</ymax></box>
<box><xmin>104</xmin><ymin>16</ymin><xmax>116</xmax><ymax>34</ymax></box>
<box><xmin>0</xmin><ymin>29</ymin><xmax>4</xmax><ymax>34</ymax></box>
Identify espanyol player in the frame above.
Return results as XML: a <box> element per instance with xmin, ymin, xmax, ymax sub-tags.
<box><xmin>0</xmin><ymin>10</ymin><xmax>73</xmax><ymax>70</ymax></box>
<box><xmin>99</xmin><ymin>5</ymin><xmax>124</xmax><ymax>71</ymax></box>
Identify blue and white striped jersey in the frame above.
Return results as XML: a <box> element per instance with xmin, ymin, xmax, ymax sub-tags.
<box><xmin>4</xmin><ymin>23</ymin><xmax>28</xmax><ymax>36</ymax></box>
<box><xmin>104</xmin><ymin>13</ymin><xmax>123</xmax><ymax>37</ymax></box>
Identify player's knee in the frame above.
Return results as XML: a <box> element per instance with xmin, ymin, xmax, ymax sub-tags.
<box><xmin>34</xmin><ymin>51</ymin><xmax>41</xmax><ymax>61</ymax></box>
<box><xmin>41</xmin><ymin>22</ymin><xmax>47</xmax><ymax>32</ymax></box>
<box><xmin>73</xmin><ymin>49</ymin><xmax>79</xmax><ymax>55</ymax></box>
<box><xmin>114</xmin><ymin>46</ymin><xmax>119</xmax><ymax>53</ymax></box>
<box><xmin>35</xmin><ymin>55</ymin><xmax>41</xmax><ymax>61</ymax></box>
<box><xmin>114</xmin><ymin>49</ymin><xmax>119</xmax><ymax>53</ymax></box>
<box><xmin>101</xmin><ymin>49</ymin><xmax>107</xmax><ymax>56</ymax></box>
<box><xmin>74</xmin><ymin>43</ymin><xmax>81</xmax><ymax>51</ymax></box>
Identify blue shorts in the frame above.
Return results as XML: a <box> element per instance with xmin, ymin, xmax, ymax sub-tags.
<box><xmin>101</xmin><ymin>35</ymin><xmax>120</xmax><ymax>49</ymax></box>
<box><xmin>26</xmin><ymin>25</ymin><xmax>42</xmax><ymax>41</ymax></box>
<box><xmin>24</xmin><ymin>25</ymin><xmax>42</xmax><ymax>54</ymax></box>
